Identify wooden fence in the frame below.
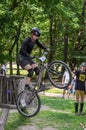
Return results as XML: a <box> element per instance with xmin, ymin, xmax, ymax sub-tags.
<box><xmin>0</xmin><ymin>75</ymin><xmax>24</xmax><ymax>109</ymax></box>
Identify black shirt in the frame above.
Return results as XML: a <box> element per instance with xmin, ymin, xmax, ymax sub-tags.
<box><xmin>75</xmin><ymin>70</ymin><xmax>86</xmax><ymax>91</ymax></box>
<box><xmin>19</xmin><ymin>37</ymin><xmax>46</xmax><ymax>57</ymax></box>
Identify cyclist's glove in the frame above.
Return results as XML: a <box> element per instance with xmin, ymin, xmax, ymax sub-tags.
<box><xmin>26</xmin><ymin>53</ymin><xmax>34</xmax><ymax>59</ymax></box>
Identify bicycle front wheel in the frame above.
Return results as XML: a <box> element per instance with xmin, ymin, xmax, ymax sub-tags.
<box><xmin>48</xmin><ymin>60</ymin><xmax>72</xmax><ymax>89</ymax></box>
<box><xmin>16</xmin><ymin>90</ymin><xmax>41</xmax><ymax>118</ymax></box>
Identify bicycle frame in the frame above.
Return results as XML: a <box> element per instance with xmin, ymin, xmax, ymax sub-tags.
<box><xmin>37</xmin><ymin>63</ymin><xmax>49</xmax><ymax>88</ymax></box>
<box><xmin>32</xmin><ymin>51</ymin><xmax>62</xmax><ymax>92</ymax></box>
<box><xmin>32</xmin><ymin>52</ymin><xmax>51</xmax><ymax>93</ymax></box>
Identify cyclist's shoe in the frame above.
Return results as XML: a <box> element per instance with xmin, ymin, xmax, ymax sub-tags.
<box><xmin>25</xmin><ymin>85</ymin><xmax>34</xmax><ymax>91</ymax></box>
<box><xmin>39</xmin><ymin>85</ymin><xmax>50</xmax><ymax>91</ymax></box>
<box><xmin>20</xmin><ymin>98</ymin><xmax>26</xmax><ymax>107</ymax></box>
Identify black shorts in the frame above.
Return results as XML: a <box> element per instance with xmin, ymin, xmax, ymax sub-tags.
<box><xmin>17</xmin><ymin>55</ymin><xmax>35</xmax><ymax>69</ymax></box>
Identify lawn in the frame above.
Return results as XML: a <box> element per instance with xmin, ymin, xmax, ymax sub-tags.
<box><xmin>5</xmin><ymin>96</ymin><xmax>86</xmax><ymax>130</ymax></box>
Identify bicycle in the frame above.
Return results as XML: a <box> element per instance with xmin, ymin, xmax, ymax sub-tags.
<box><xmin>16</xmin><ymin>51</ymin><xmax>72</xmax><ymax>117</ymax></box>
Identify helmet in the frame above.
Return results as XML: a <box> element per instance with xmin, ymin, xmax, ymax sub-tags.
<box><xmin>81</xmin><ymin>62</ymin><xmax>86</xmax><ymax>67</ymax></box>
<box><xmin>31</xmin><ymin>27</ymin><xmax>41</xmax><ymax>37</ymax></box>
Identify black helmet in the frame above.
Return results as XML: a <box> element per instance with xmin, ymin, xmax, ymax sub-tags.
<box><xmin>81</xmin><ymin>62</ymin><xmax>86</xmax><ymax>67</ymax></box>
<box><xmin>31</xmin><ymin>27</ymin><xmax>41</xmax><ymax>37</ymax></box>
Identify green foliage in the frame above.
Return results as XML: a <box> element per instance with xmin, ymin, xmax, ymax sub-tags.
<box><xmin>41</xmin><ymin>96</ymin><xmax>74</xmax><ymax>112</ymax></box>
<box><xmin>0</xmin><ymin>0</ymin><xmax>86</xmax><ymax>67</ymax></box>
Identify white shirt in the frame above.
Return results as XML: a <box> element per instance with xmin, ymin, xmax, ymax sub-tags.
<box><xmin>63</xmin><ymin>71</ymin><xmax>70</xmax><ymax>83</ymax></box>
<box><xmin>1</xmin><ymin>65</ymin><xmax>7</xmax><ymax>73</ymax></box>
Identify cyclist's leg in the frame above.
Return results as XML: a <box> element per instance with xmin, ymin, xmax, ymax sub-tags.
<box><xmin>24</xmin><ymin>64</ymin><xmax>33</xmax><ymax>90</ymax></box>
<box><xmin>25</xmin><ymin>63</ymin><xmax>39</xmax><ymax>90</ymax></box>
<box><xmin>32</xmin><ymin>64</ymin><xmax>40</xmax><ymax>75</ymax></box>
<box><xmin>18</xmin><ymin>56</ymin><xmax>39</xmax><ymax>90</ymax></box>
<box><xmin>20</xmin><ymin>58</ymin><xmax>35</xmax><ymax>90</ymax></box>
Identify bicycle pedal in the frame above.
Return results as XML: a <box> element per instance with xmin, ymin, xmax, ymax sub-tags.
<box><xmin>39</xmin><ymin>86</ymin><xmax>50</xmax><ymax>91</ymax></box>
<box><xmin>25</xmin><ymin>86</ymin><xmax>34</xmax><ymax>92</ymax></box>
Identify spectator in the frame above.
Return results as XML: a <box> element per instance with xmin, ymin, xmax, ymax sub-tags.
<box><xmin>71</xmin><ymin>75</ymin><xmax>76</xmax><ymax>94</ymax></box>
<box><xmin>67</xmin><ymin>75</ymin><xmax>76</xmax><ymax>99</ymax></box>
<box><xmin>74</xmin><ymin>62</ymin><xmax>86</xmax><ymax>115</ymax></box>
<box><xmin>1</xmin><ymin>63</ymin><xmax>7</xmax><ymax>75</ymax></box>
<box><xmin>62</xmin><ymin>70</ymin><xmax>70</xmax><ymax>98</ymax></box>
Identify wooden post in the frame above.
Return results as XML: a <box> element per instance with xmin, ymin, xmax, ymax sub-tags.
<box><xmin>0</xmin><ymin>109</ymin><xmax>9</xmax><ymax>130</ymax></box>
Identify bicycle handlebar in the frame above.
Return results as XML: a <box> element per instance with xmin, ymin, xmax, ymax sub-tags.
<box><xmin>31</xmin><ymin>51</ymin><xmax>49</xmax><ymax>62</ymax></box>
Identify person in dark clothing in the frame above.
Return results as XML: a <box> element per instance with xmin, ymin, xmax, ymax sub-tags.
<box><xmin>18</xmin><ymin>27</ymin><xmax>49</xmax><ymax>90</ymax></box>
<box><xmin>0</xmin><ymin>64</ymin><xmax>5</xmax><ymax>75</ymax></box>
<box><xmin>74</xmin><ymin>62</ymin><xmax>86</xmax><ymax>115</ymax></box>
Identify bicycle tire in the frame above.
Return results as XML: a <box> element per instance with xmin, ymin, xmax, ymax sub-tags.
<box><xmin>16</xmin><ymin>90</ymin><xmax>41</xmax><ymax>118</ymax></box>
<box><xmin>48</xmin><ymin>60</ymin><xmax>72</xmax><ymax>89</ymax></box>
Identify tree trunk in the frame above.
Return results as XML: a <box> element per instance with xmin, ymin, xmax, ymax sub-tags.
<box><xmin>9</xmin><ymin>53</ymin><xmax>13</xmax><ymax>75</ymax></box>
<box><xmin>16</xmin><ymin>41</ymin><xmax>20</xmax><ymax>75</ymax></box>
<box><xmin>9</xmin><ymin>7</ymin><xmax>26</xmax><ymax>75</ymax></box>
<box><xmin>63</xmin><ymin>28</ymin><xmax>68</xmax><ymax>63</ymax></box>
<box><xmin>48</xmin><ymin>15</ymin><xmax>57</xmax><ymax>63</ymax></box>
<box><xmin>49</xmin><ymin>15</ymin><xmax>54</xmax><ymax>63</ymax></box>
<box><xmin>0</xmin><ymin>109</ymin><xmax>9</xmax><ymax>130</ymax></box>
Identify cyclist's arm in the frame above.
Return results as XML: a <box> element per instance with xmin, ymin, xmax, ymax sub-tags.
<box><xmin>36</xmin><ymin>40</ymin><xmax>47</xmax><ymax>50</ymax></box>
<box><xmin>19</xmin><ymin>38</ymin><xmax>30</xmax><ymax>57</ymax></box>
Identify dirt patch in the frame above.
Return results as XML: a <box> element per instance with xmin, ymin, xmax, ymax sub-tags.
<box><xmin>18</xmin><ymin>125</ymin><xmax>57</xmax><ymax>130</ymax></box>
<box><xmin>42</xmin><ymin>126</ymin><xmax>57</xmax><ymax>130</ymax></box>
<box><xmin>18</xmin><ymin>125</ymin><xmax>38</xmax><ymax>130</ymax></box>
<box><xmin>41</xmin><ymin>105</ymin><xmax>50</xmax><ymax>111</ymax></box>
<box><xmin>16</xmin><ymin>105</ymin><xmax>57</xmax><ymax>130</ymax></box>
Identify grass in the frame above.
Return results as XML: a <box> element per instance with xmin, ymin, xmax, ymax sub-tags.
<box><xmin>5</xmin><ymin>112</ymin><xmax>31</xmax><ymax>130</ymax></box>
<box><xmin>46</xmin><ymin>87</ymin><xmax>63</xmax><ymax>94</ymax></box>
<box><xmin>41</xmin><ymin>96</ymin><xmax>74</xmax><ymax>112</ymax></box>
<box><xmin>34</xmin><ymin>111</ymin><xmax>85</xmax><ymax>130</ymax></box>
<box><xmin>5</xmin><ymin>96</ymin><xmax>86</xmax><ymax>130</ymax></box>
<box><xmin>34</xmin><ymin>96</ymin><xmax>86</xmax><ymax>130</ymax></box>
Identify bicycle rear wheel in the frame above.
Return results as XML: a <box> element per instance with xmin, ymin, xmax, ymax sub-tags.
<box><xmin>48</xmin><ymin>60</ymin><xmax>72</xmax><ymax>89</ymax></box>
<box><xmin>16</xmin><ymin>90</ymin><xmax>41</xmax><ymax>118</ymax></box>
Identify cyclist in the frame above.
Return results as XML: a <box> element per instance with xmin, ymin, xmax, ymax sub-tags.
<box><xmin>18</xmin><ymin>27</ymin><xmax>49</xmax><ymax>90</ymax></box>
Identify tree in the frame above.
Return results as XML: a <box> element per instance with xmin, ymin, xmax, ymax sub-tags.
<box><xmin>0</xmin><ymin>0</ymin><xmax>86</xmax><ymax>72</ymax></box>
